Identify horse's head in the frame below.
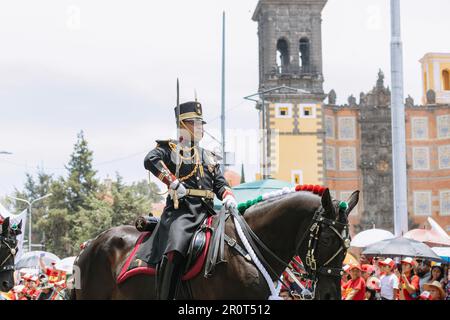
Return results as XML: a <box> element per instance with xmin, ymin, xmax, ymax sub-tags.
<box><xmin>300</xmin><ymin>188</ymin><xmax>359</xmax><ymax>300</ymax></box>
<box><xmin>0</xmin><ymin>217</ymin><xmax>21</xmax><ymax>292</ymax></box>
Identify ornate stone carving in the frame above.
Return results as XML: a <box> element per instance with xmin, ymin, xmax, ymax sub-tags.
<box><xmin>348</xmin><ymin>95</ymin><xmax>357</xmax><ymax>107</ymax></box>
<box><xmin>328</xmin><ymin>89</ymin><xmax>336</xmax><ymax>105</ymax></box>
<box><xmin>426</xmin><ymin>89</ymin><xmax>436</xmax><ymax>104</ymax></box>
<box><xmin>376</xmin><ymin>69</ymin><xmax>384</xmax><ymax>89</ymax></box>
<box><xmin>405</xmin><ymin>95</ymin><xmax>414</xmax><ymax>108</ymax></box>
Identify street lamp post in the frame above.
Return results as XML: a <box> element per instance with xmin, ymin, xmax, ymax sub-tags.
<box><xmin>7</xmin><ymin>193</ymin><xmax>52</xmax><ymax>252</ymax></box>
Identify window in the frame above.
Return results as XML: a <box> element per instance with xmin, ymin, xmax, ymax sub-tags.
<box><xmin>439</xmin><ymin>145</ymin><xmax>450</xmax><ymax>169</ymax></box>
<box><xmin>299</xmin><ymin>38</ymin><xmax>310</xmax><ymax>69</ymax></box>
<box><xmin>412</xmin><ymin>147</ymin><xmax>430</xmax><ymax>170</ymax></box>
<box><xmin>411</xmin><ymin>117</ymin><xmax>428</xmax><ymax>140</ymax></box>
<box><xmin>338</xmin><ymin>117</ymin><xmax>356</xmax><ymax>140</ymax></box>
<box><xmin>291</xmin><ymin>170</ymin><xmax>303</xmax><ymax>185</ymax></box>
<box><xmin>440</xmin><ymin>190</ymin><xmax>450</xmax><ymax>216</ymax></box>
<box><xmin>276</xmin><ymin>38</ymin><xmax>290</xmax><ymax>73</ymax></box>
<box><xmin>437</xmin><ymin>115</ymin><xmax>450</xmax><ymax>139</ymax></box>
<box><xmin>325</xmin><ymin>146</ymin><xmax>336</xmax><ymax>170</ymax></box>
<box><xmin>339</xmin><ymin>147</ymin><xmax>357</xmax><ymax>171</ymax></box>
<box><xmin>414</xmin><ymin>191</ymin><xmax>432</xmax><ymax>216</ymax></box>
<box><xmin>325</xmin><ymin>116</ymin><xmax>335</xmax><ymax>139</ymax></box>
<box><xmin>443</xmin><ymin>70</ymin><xmax>450</xmax><ymax>91</ymax></box>
<box><xmin>275</xmin><ymin>103</ymin><xmax>293</xmax><ymax>118</ymax></box>
<box><xmin>299</xmin><ymin>104</ymin><xmax>316</xmax><ymax>118</ymax></box>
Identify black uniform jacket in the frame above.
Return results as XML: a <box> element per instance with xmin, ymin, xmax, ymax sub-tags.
<box><xmin>143</xmin><ymin>139</ymin><xmax>231</xmax><ymax>264</ymax></box>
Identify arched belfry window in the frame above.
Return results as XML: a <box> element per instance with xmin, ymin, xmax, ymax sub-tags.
<box><xmin>276</xmin><ymin>38</ymin><xmax>289</xmax><ymax>73</ymax></box>
<box><xmin>443</xmin><ymin>69</ymin><xmax>450</xmax><ymax>91</ymax></box>
<box><xmin>299</xmin><ymin>37</ymin><xmax>310</xmax><ymax>69</ymax></box>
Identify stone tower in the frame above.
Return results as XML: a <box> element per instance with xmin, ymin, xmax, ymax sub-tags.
<box><xmin>252</xmin><ymin>0</ymin><xmax>328</xmax><ymax>184</ymax></box>
<box><xmin>359</xmin><ymin>71</ymin><xmax>394</xmax><ymax>232</ymax></box>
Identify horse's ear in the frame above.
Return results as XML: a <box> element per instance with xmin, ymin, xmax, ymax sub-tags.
<box><xmin>17</xmin><ymin>220</ymin><xmax>23</xmax><ymax>230</ymax></box>
<box><xmin>345</xmin><ymin>190</ymin><xmax>360</xmax><ymax>217</ymax></box>
<box><xmin>321</xmin><ymin>188</ymin><xmax>336</xmax><ymax>220</ymax></box>
<box><xmin>2</xmin><ymin>217</ymin><xmax>10</xmax><ymax>234</ymax></box>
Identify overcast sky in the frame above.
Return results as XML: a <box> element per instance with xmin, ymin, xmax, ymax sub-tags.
<box><xmin>1</xmin><ymin>0</ymin><xmax>449</xmax><ymax>197</ymax></box>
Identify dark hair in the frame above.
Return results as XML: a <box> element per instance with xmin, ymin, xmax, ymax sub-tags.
<box><xmin>366</xmin><ymin>288</ymin><xmax>377</xmax><ymax>300</ymax></box>
<box><xmin>430</xmin><ymin>265</ymin><xmax>444</xmax><ymax>282</ymax></box>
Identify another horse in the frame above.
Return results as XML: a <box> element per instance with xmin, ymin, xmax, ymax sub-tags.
<box><xmin>73</xmin><ymin>188</ymin><xmax>359</xmax><ymax>300</ymax></box>
<box><xmin>0</xmin><ymin>217</ymin><xmax>21</xmax><ymax>292</ymax></box>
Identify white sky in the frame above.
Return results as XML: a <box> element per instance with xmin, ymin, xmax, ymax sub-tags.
<box><xmin>1</xmin><ymin>0</ymin><xmax>449</xmax><ymax>197</ymax></box>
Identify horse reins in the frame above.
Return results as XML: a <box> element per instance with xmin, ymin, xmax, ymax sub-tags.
<box><xmin>228</xmin><ymin>202</ymin><xmax>350</xmax><ymax>300</ymax></box>
<box><xmin>0</xmin><ymin>235</ymin><xmax>18</xmax><ymax>273</ymax></box>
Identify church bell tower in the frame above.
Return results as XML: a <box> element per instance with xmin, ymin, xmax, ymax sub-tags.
<box><xmin>252</xmin><ymin>0</ymin><xmax>328</xmax><ymax>184</ymax></box>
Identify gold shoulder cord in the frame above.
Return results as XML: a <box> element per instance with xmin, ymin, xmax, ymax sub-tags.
<box><xmin>168</xmin><ymin>143</ymin><xmax>204</xmax><ymax>182</ymax></box>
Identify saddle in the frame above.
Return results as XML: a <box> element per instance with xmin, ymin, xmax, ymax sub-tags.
<box><xmin>117</xmin><ymin>209</ymin><xmax>250</xmax><ymax>285</ymax></box>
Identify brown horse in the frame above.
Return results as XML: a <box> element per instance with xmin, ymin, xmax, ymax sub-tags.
<box><xmin>0</xmin><ymin>217</ymin><xmax>21</xmax><ymax>292</ymax></box>
<box><xmin>72</xmin><ymin>188</ymin><xmax>359</xmax><ymax>300</ymax></box>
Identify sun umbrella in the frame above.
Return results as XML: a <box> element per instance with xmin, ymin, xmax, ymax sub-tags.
<box><xmin>427</xmin><ymin>217</ymin><xmax>450</xmax><ymax>241</ymax></box>
<box><xmin>350</xmin><ymin>229</ymin><xmax>395</xmax><ymax>248</ymax></box>
<box><xmin>15</xmin><ymin>251</ymin><xmax>60</xmax><ymax>270</ymax></box>
<box><xmin>362</xmin><ymin>237</ymin><xmax>443</xmax><ymax>262</ymax></box>
<box><xmin>54</xmin><ymin>257</ymin><xmax>76</xmax><ymax>273</ymax></box>
<box><xmin>431</xmin><ymin>247</ymin><xmax>450</xmax><ymax>263</ymax></box>
<box><xmin>404</xmin><ymin>229</ymin><xmax>450</xmax><ymax>246</ymax></box>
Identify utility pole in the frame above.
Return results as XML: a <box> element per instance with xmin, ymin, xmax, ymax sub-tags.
<box><xmin>390</xmin><ymin>0</ymin><xmax>408</xmax><ymax>236</ymax></box>
<box><xmin>221</xmin><ymin>11</ymin><xmax>226</xmax><ymax>173</ymax></box>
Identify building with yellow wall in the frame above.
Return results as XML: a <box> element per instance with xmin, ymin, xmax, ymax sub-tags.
<box><xmin>420</xmin><ymin>53</ymin><xmax>450</xmax><ymax>105</ymax></box>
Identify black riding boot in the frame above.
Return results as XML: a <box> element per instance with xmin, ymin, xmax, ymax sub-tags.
<box><xmin>156</xmin><ymin>253</ymin><xmax>183</xmax><ymax>300</ymax></box>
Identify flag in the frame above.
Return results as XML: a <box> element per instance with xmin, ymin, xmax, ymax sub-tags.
<box><xmin>0</xmin><ymin>202</ymin><xmax>27</xmax><ymax>261</ymax></box>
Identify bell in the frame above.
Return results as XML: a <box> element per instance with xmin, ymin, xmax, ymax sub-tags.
<box><xmin>11</xmin><ymin>248</ymin><xmax>16</xmax><ymax>255</ymax></box>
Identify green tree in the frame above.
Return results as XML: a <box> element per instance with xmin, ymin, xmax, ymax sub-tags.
<box><xmin>65</xmin><ymin>131</ymin><xmax>98</xmax><ymax>213</ymax></box>
<box><xmin>36</xmin><ymin>208</ymin><xmax>71</xmax><ymax>257</ymax></box>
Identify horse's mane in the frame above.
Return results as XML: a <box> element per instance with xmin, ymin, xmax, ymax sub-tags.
<box><xmin>238</xmin><ymin>185</ymin><xmax>327</xmax><ymax>216</ymax></box>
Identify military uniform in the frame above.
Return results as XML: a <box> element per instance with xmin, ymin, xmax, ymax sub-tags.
<box><xmin>144</xmin><ymin>139</ymin><xmax>232</xmax><ymax>264</ymax></box>
<box><xmin>143</xmin><ymin>101</ymin><xmax>235</xmax><ymax>299</ymax></box>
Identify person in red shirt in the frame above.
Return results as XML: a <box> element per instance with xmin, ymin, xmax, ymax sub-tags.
<box><xmin>395</xmin><ymin>257</ymin><xmax>420</xmax><ymax>300</ymax></box>
<box><xmin>342</xmin><ymin>264</ymin><xmax>366</xmax><ymax>300</ymax></box>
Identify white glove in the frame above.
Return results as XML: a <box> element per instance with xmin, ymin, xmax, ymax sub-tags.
<box><xmin>169</xmin><ymin>179</ymin><xmax>187</xmax><ymax>199</ymax></box>
<box><xmin>223</xmin><ymin>194</ymin><xmax>237</xmax><ymax>210</ymax></box>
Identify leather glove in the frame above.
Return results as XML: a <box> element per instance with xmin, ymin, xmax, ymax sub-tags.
<box><xmin>169</xmin><ymin>179</ymin><xmax>187</xmax><ymax>199</ymax></box>
<box><xmin>223</xmin><ymin>194</ymin><xmax>237</xmax><ymax>210</ymax></box>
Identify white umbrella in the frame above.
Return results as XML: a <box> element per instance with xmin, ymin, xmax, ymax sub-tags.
<box><xmin>431</xmin><ymin>247</ymin><xmax>450</xmax><ymax>263</ymax></box>
<box><xmin>427</xmin><ymin>217</ymin><xmax>450</xmax><ymax>240</ymax></box>
<box><xmin>351</xmin><ymin>228</ymin><xmax>395</xmax><ymax>248</ymax></box>
<box><xmin>15</xmin><ymin>251</ymin><xmax>60</xmax><ymax>270</ymax></box>
<box><xmin>54</xmin><ymin>257</ymin><xmax>76</xmax><ymax>273</ymax></box>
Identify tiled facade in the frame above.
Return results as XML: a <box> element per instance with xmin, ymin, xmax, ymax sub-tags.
<box><xmin>324</xmin><ymin>77</ymin><xmax>450</xmax><ymax>234</ymax></box>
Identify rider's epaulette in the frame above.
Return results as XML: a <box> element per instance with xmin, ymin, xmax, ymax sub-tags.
<box><xmin>203</xmin><ymin>149</ymin><xmax>222</xmax><ymax>165</ymax></box>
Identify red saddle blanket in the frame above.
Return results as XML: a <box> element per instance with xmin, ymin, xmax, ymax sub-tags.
<box><xmin>117</xmin><ymin>217</ymin><xmax>213</xmax><ymax>284</ymax></box>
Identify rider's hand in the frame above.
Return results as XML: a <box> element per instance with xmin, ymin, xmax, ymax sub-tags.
<box><xmin>169</xmin><ymin>179</ymin><xmax>187</xmax><ymax>199</ymax></box>
<box><xmin>223</xmin><ymin>194</ymin><xmax>237</xmax><ymax>210</ymax></box>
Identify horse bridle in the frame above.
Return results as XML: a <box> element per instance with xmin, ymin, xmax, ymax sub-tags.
<box><xmin>299</xmin><ymin>205</ymin><xmax>351</xmax><ymax>298</ymax></box>
<box><xmin>0</xmin><ymin>234</ymin><xmax>18</xmax><ymax>273</ymax></box>
<box><xmin>228</xmin><ymin>201</ymin><xmax>351</xmax><ymax>300</ymax></box>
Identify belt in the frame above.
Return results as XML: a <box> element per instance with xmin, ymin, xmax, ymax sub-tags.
<box><xmin>185</xmin><ymin>189</ymin><xmax>215</xmax><ymax>200</ymax></box>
